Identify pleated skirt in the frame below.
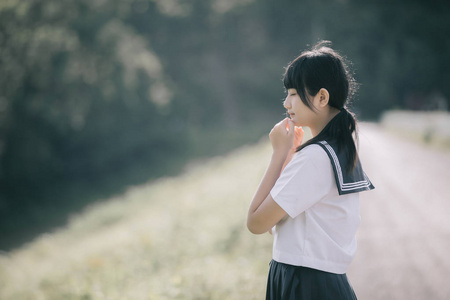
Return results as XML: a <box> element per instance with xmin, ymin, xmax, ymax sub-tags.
<box><xmin>266</xmin><ymin>260</ymin><xmax>358</xmax><ymax>300</ymax></box>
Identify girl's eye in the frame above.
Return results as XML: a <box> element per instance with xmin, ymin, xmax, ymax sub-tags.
<box><xmin>290</xmin><ymin>93</ymin><xmax>296</xmax><ymax>96</ymax></box>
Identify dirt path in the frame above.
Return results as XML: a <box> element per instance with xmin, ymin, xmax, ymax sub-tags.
<box><xmin>347</xmin><ymin>123</ymin><xmax>450</xmax><ymax>300</ymax></box>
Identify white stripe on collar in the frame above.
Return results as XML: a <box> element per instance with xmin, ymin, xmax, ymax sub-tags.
<box><xmin>318</xmin><ymin>140</ymin><xmax>373</xmax><ymax>193</ymax></box>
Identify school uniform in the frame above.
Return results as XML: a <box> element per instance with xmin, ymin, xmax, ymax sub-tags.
<box><xmin>267</xmin><ymin>140</ymin><xmax>374</xmax><ymax>300</ymax></box>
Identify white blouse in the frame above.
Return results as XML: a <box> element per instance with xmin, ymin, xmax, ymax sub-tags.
<box><xmin>270</xmin><ymin>144</ymin><xmax>360</xmax><ymax>274</ymax></box>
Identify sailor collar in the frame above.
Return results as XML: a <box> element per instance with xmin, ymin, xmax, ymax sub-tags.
<box><xmin>313</xmin><ymin>139</ymin><xmax>375</xmax><ymax>195</ymax></box>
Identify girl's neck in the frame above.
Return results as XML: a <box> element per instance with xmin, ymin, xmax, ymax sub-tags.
<box><xmin>310</xmin><ymin>107</ymin><xmax>340</xmax><ymax>137</ymax></box>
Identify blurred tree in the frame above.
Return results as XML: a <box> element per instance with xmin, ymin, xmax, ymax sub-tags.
<box><xmin>0</xmin><ymin>0</ymin><xmax>177</xmax><ymax>219</ymax></box>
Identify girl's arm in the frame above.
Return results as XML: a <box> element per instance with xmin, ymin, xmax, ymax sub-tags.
<box><xmin>247</xmin><ymin>151</ymin><xmax>288</xmax><ymax>234</ymax></box>
<box><xmin>247</xmin><ymin>119</ymin><xmax>303</xmax><ymax>234</ymax></box>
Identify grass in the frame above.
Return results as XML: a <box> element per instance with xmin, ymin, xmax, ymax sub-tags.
<box><xmin>381</xmin><ymin>110</ymin><xmax>450</xmax><ymax>152</ymax></box>
<box><xmin>0</xmin><ymin>119</ymin><xmax>277</xmax><ymax>252</ymax></box>
<box><xmin>0</xmin><ymin>137</ymin><xmax>279</xmax><ymax>300</ymax></box>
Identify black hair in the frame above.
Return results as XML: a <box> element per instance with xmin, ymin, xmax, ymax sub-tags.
<box><xmin>283</xmin><ymin>41</ymin><xmax>359</xmax><ymax>172</ymax></box>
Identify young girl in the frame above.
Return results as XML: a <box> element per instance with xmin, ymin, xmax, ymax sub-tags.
<box><xmin>247</xmin><ymin>41</ymin><xmax>374</xmax><ymax>299</ymax></box>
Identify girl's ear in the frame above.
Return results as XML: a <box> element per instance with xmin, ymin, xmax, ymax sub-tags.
<box><xmin>317</xmin><ymin>88</ymin><xmax>330</xmax><ymax>108</ymax></box>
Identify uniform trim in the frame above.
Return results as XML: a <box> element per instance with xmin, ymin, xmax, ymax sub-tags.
<box><xmin>316</xmin><ymin>140</ymin><xmax>374</xmax><ymax>195</ymax></box>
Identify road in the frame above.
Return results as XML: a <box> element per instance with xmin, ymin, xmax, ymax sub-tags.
<box><xmin>347</xmin><ymin>123</ymin><xmax>450</xmax><ymax>300</ymax></box>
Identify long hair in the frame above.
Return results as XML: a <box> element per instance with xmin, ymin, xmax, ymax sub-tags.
<box><xmin>283</xmin><ymin>41</ymin><xmax>359</xmax><ymax>172</ymax></box>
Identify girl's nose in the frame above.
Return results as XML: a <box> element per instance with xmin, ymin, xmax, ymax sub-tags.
<box><xmin>283</xmin><ymin>97</ymin><xmax>290</xmax><ymax>109</ymax></box>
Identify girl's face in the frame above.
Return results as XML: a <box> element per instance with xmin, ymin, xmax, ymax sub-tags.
<box><xmin>284</xmin><ymin>88</ymin><xmax>316</xmax><ymax>127</ymax></box>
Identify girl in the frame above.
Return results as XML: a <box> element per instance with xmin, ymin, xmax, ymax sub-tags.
<box><xmin>247</xmin><ymin>41</ymin><xmax>374</xmax><ymax>300</ymax></box>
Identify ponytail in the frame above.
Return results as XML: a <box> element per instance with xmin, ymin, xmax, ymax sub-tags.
<box><xmin>296</xmin><ymin>107</ymin><xmax>359</xmax><ymax>172</ymax></box>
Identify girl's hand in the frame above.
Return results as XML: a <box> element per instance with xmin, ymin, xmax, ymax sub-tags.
<box><xmin>269</xmin><ymin>118</ymin><xmax>296</xmax><ymax>155</ymax></box>
<box><xmin>291</xmin><ymin>125</ymin><xmax>305</xmax><ymax>153</ymax></box>
<box><xmin>280</xmin><ymin>123</ymin><xmax>304</xmax><ymax>171</ymax></box>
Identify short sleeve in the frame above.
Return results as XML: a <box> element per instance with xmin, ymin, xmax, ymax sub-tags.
<box><xmin>270</xmin><ymin>145</ymin><xmax>333</xmax><ymax>218</ymax></box>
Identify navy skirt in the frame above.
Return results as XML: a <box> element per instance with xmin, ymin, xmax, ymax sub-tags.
<box><xmin>266</xmin><ymin>260</ymin><xmax>357</xmax><ymax>300</ymax></box>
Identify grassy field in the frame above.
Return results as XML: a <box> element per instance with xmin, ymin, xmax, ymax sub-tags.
<box><xmin>0</xmin><ymin>137</ymin><xmax>280</xmax><ymax>300</ymax></box>
<box><xmin>381</xmin><ymin>110</ymin><xmax>450</xmax><ymax>152</ymax></box>
<box><xmin>0</xmin><ymin>120</ymin><xmax>277</xmax><ymax>252</ymax></box>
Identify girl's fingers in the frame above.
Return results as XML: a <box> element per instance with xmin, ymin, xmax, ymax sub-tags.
<box><xmin>293</xmin><ymin>126</ymin><xmax>304</xmax><ymax>147</ymax></box>
<box><xmin>287</xmin><ymin>119</ymin><xmax>294</xmax><ymax>135</ymax></box>
<box><xmin>273</xmin><ymin>118</ymin><xmax>287</xmax><ymax>130</ymax></box>
<box><xmin>278</xmin><ymin>118</ymin><xmax>289</xmax><ymax>134</ymax></box>
<box><xmin>270</xmin><ymin>118</ymin><xmax>288</xmax><ymax>138</ymax></box>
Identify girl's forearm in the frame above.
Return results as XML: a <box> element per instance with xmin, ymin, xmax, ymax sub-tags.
<box><xmin>248</xmin><ymin>151</ymin><xmax>287</xmax><ymax>215</ymax></box>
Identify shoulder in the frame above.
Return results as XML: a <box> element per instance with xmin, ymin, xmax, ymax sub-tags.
<box><xmin>294</xmin><ymin>144</ymin><xmax>330</xmax><ymax>166</ymax></box>
<box><xmin>284</xmin><ymin>144</ymin><xmax>332</xmax><ymax>176</ymax></box>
